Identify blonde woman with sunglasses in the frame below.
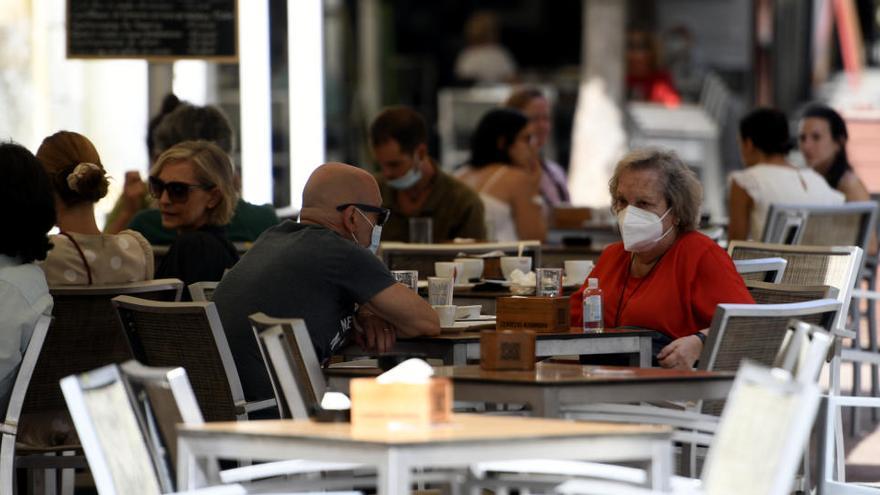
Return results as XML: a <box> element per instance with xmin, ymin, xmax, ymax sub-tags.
<box><xmin>151</xmin><ymin>140</ymin><xmax>239</xmax><ymax>296</ymax></box>
<box><xmin>37</xmin><ymin>131</ymin><xmax>154</xmax><ymax>286</ymax></box>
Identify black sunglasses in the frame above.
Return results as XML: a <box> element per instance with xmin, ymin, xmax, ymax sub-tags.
<box><xmin>149</xmin><ymin>177</ymin><xmax>213</xmax><ymax>204</ymax></box>
<box><xmin>336</xmin><ymin>203</ymin><xmax>391</xmax><ymax>226</ymax></box>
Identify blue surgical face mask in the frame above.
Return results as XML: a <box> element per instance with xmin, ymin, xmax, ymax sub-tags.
<box><xmin>353</xmin><ymin>208</ymin><xmax>383</xmax><ymax>254</ymax></box>
<box><xmin>386</xmin><ymin>160</ymin><xmax>423</xmax><ymax>190</ymax></box>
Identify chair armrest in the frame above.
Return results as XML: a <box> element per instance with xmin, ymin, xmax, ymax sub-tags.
<box><xmin>563</xmin><ymin>403</ymin><xmax>720</xmax><ymax>434</ymax></box>
<box><xmin>556</xmin><ymin>478</ymin><xmax>703</xmax><ymax>495</ymax></box>
<box><xmin>234</xmin><ymin>398</ymin><xmax>277</xmax><ymax>416</ymax></box>
<box><xmin>471</xmin><ymin>459</ymin><xmax>646</xmax><ymax>483</ymax></box>
<box><xmin>170</xmin><ymin>484</ymin><xmax>246</xmax><ymax>495</ymax></box>
<box><xmin>851</xmin><ymin>289</ymin><xmax>880</xmax><ymax>301</ymax></box>
<box><xmin>219</xmin><ymin>460</ymin><xmax>364</xmax><ymax>484</ymax></box>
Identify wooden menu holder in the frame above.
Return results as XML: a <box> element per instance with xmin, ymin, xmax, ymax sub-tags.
<box><xmin>350</xmin><ymin>377</ymin><xmax>452</xmax><ymax>428</ymax></box>
<box><xmin>480</xmin><ymin>329</ymin><xmax>536</xmax><ymax>371</ymax></box>
<box><xmin>496</xmin><ymin>296</ymin><xmax>571</xmax><ymax>333</ymax></box>
<box><xmin>552</xmin><ymin>207</ymin><xmax>592</xmax><ymax>229</ymax></box>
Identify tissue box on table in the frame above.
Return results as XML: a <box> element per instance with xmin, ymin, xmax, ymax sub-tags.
<box><xmin>496</xmin><ymin>296</ymin><xmax>571</xmax><ymax>333</ymax></box>
<box><xmin>350</xmin><ymin>377</ymin><xmax>452</xmax><ymax>428</ymax></box>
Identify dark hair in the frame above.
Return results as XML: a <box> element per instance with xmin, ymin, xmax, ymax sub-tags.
<box><xmin>36</xmin><ymin>131</ymin><xmax>110</xmax><ymax>207</ymax></box>
<box><xmin>0</xmin><ymin>142</ymin><xmax>56</xmax><ymax>263</ymax></box>
<box><xmin>801</xmin><ymin>103</ymin><xmax>850</xmax><ymax>188</ymax></box>
<box><xmin>151</xmin><ymin>103</ymin><xmax>235</xmax><ymax>159</ymax></box>
<box><xmin>739</xmin><ymin>107</ymin><xmax>794</xmax><ymax>155</ymax></box>
<box><xmin>146</xmin><ymin>93</ymin><xmax>182</xmax><ymax>160</ymax></box>
<box><xmin>369</xmin><ymin>106</ymin><xmax>428</xmax><ymax>154</ymax></box>
<box><xmin>469</xmin><ymin>108</ymin><xmax>529</xmax><ymax>168</ymax></box>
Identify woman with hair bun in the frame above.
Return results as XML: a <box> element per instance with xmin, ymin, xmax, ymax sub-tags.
<box><xmin>36</xmin><ymin>131</ymin><xmax>153</xmax><ymax>285</ymax></box>
<box><xmin>728</xmin><ymin>108</ymin><xmax>844</xmax><ymax>241</ymax></box>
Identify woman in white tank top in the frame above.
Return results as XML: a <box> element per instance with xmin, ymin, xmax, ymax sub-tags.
<box><xmin>729</xmin><ymin>108</ymin><xmax>844</xmax><ymax>241</ymax></box>
<box><xmin>455</xmin><ymin>108</ymin><xmax>546</xmax><ymax>242</ymax></box>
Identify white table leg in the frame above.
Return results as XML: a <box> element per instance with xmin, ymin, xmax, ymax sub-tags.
<box><xmin>176</xmin><ymin>437</ymin><xmax>211</xmax><ymax>490</ymax></box>
<box><xmin>646</xmin><ymin>437</ymin><xmax>673</xmax><ymax>491</ymax></box>
<box><xmin>377</xmin><ymin>448</ymin><xmax>410</xmax><ymax>495</ymax></box>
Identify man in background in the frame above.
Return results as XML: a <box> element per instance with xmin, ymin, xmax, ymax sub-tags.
<box><xmin>370</xmin><ymin>106</ymin><xmax>486</xmax><ymax>242</ymax></box>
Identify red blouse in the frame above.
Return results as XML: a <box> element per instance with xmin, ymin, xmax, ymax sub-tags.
<box><xmin>570</xmin><ymin>231</ymin><xmax>754</xmax><ymax>339</ymax></box>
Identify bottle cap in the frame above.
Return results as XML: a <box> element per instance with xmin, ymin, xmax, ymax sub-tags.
<box><xmin>587</xmin><ymin>277</ymin><xmax>598</xmax><ymax>289</ymax></box>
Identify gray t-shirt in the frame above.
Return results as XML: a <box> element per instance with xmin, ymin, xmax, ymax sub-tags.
<box><xmin>213</xmin><ymin>221</ymin><xmax>395</xmax><ymax>404</ymax></box>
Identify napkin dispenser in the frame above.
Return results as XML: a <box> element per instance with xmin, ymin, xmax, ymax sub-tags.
<box><xmin>480</xmin><ymin>329</ymin><xmax>536</xmax><ymax>371</ymax></box>
<box><xmin>350</xmin><ymin>377</ymin><xmax>452</xmax><ymax>427</ymax></box>
<box><xmin>496</xmin><ymin>296</ymin><xmax>571</xmax><ymax>333</ymax></box>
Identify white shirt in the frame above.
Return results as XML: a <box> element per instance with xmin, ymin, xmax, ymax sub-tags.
<box><xmin>0</xmin><ymin>254</ymin><xmax>53</xmax><ymax>415</ymax></box>
<box><xmin>729</xmin><ymin>164</ymin><xmax>845</xmax><ymax>240</ymax></box>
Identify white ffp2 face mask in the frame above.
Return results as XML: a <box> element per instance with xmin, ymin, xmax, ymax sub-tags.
<box><xmin>617</xmin><ymin>206</ymin><xmax>673</xmax><ymax>252</ymax></box>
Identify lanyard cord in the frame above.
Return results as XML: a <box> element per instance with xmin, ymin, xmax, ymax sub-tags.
<box><xmin>59</xmin><ymin>231</ymin><xmax>93</xmax><ymax>285</ymax></box>
<box><xmin>613</xmin><ymin>253</ymin><xmax>662</xmax><ymax>328</ymax></box>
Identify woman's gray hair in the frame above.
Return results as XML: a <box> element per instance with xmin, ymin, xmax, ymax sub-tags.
<box><xmin>609</xmin><ymin>148</ymin><xmax>703</xmax><ymax>232</ymax></box>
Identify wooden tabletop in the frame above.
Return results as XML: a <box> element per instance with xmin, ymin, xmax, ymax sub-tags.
<box><xmin>326</xmin><ymin>362</ymin><xmax>734</xmax><ymax>386</ymax></box>
<box><xmin>400</xmin><ymin>327</ymin><xmax>654</xmax><ymax>342</ymax></box>
<box><xmin>178</xmin><ymin>413</ymin><xmax>670</xmax><ymax>446</ymax></box>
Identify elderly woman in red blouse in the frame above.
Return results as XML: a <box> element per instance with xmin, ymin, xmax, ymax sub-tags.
<box><xmin>570</xmin><ymin>149</ymin><xmax>753</xmax><ymax>369</ymax></box>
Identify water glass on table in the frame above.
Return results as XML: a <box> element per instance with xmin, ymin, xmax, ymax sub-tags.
<box><xmin>428</xmin><ymin>276</ymin><xmax>454</xmax><ymax>306</ymax></box>
<box><xmin>408</xmin><ymin>217</ymin><xmax>433</xmax><ymax>243</ymax></box>
<box><xmin>535</xmin><ymin>268</ymin><xmax>563</xmax><ymax>297</ymax></box>
<box><xmin>391</xmin><ymin>270</ymin><xmax>419</xmax><ymax>291</ymax></box>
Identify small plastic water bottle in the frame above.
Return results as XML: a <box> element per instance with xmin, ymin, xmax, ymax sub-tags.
<box><xmin>582</xmin><ymin>277</ymin><xmax>604</xmax><ymax>333</ymax></box>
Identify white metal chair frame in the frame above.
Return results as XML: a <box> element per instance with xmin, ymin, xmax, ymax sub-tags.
<box><xmin>563</xmin><ymin>300</ymin><xmax>839</xmax><ymax>479</ymax></box>
<box><xmin>727</xmin><ymin>241</ymin><xmax>863</xmax><ymax>339</ymax></box>
<box><xmin>62</xmin><ymin>363</ymin><xmax>362</xmax><ymax>495</ymax></box>
<box><xmin>112</xmin><ymin>296</ymin><xmax>275</xmax><ymax>420</ymax></box>
<box><xmin>118</xmin><ymin>360</ymin><xmax>366</xmax><ymax>491</ymax></box>
<box><xmin>14</xmin><ymin>279</ymin><xmax>184</xmax><ymax>495</ymax></box>
<box><xmin>477</xmin><ymin>361</ymin><xmax>824</xmax><ymax>495</ymax></box>
<box><xmin>761</xmin><ymin>202</ymin><xmax>877</xmax><ymax>256</ymax></box>
<box><xmin>187</xmin><ymin>282</ymin><xmax>219</xmax><ymax>302</ymax></box>
<box><xmin>734</xmin><ymin>257</ymin><xmax>787</xmax><ymax>283</ymax></box>
<box><xmin>0</xmin><ymin>315</ymin><xmax>51</xmax><ymax>495</ymax></box>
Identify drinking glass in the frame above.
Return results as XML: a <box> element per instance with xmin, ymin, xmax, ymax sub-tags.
<box><xmin>391</xmin><ymin>270</ymin><xmax>419</xmax><ymax>291</ymax></box>
<box><xmin>535</xmin><ymin>268</ymin><xmax>563</xmax><ymax>297</ymax></box>
<box><xmin>408</xmin><ymin>217</ymin><xmax>433</xmax><ymax>243</ymax></box>
<box><xmin>428</xmin><ymin>277</ymin><xmax>454</xmax><ymax>306</ymax></box>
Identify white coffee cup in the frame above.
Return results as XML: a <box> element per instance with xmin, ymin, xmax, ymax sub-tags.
<box><xmin>435</xmin><ymin>261</ymin><xmax>466</xmax><ymax>285</ymax></box>
<box><xmin>564</xmin><ymin>260</ymin><xmax>594</xmax><ymax>286</ymax></box>
<box><xmin>500</xmin><ymin>256</ymin><xmax>532</xmax><ymax>280</ymax></box>
<box><xmin>433</xmin><ymin>304</ymin><xmax>457</xmax><ymax>327</ymax></box>
<box><xmin>454</xmin><ymin>257</ymin><xmax>484</xmax><ymax>282</ymax></box>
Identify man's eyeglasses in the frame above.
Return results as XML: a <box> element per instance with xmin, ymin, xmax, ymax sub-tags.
<box><xmin>149</xmin><ymin>177</ymin><xmax>213</xmax><ymax>204</ymax></box>
<box><xmin>336</xmin><ymin>203</ymin><xmax>391</xmax><ymax>226</ymax></box>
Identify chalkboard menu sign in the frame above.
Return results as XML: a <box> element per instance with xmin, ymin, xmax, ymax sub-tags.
<box><xmin>67</xmin><ymin>0</ymin><xmax>238</xmax><ymax>61</ymax></box>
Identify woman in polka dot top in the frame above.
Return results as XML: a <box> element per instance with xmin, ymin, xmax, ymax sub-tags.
<box><xmin>36</xmin><ymin>131</ymin><xmax>154</xmax><ymax>286</ymax></box>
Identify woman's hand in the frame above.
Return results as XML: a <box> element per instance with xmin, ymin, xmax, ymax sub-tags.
<box><xmin>657</xmin><ymin>334</ymin><xmax>703</xmax><ymax>369</ymax></box>
<box><xmin>122</xmin><ymin>171</ymin><xmax>148</xmax><ymax>212</ymax></box>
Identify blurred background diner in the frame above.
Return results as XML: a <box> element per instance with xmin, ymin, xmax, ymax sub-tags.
<box><xmin>3</xmin><ymin>0</ymin><xmax>880</xmax><ymax>492</ymax></box>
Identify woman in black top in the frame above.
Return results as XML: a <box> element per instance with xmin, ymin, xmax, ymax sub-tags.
<box><xmin>150</xmin><ymin>140</ymin><xmax>239</xmax><ymax>293</ymax></box>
